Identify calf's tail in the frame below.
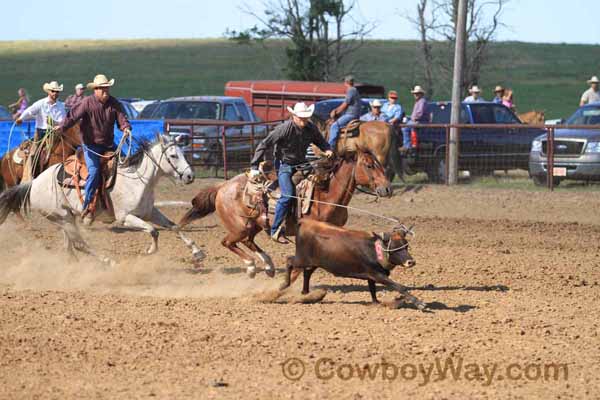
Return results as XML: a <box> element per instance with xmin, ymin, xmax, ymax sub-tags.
<box><xmin>0</xmin><ymin>183</ymin><xmax>31</xmax><ymax>224</ymax></box>
<box><xmin>178</xmin><ymin>186</ymin><xmax>219</xmax><ymax>227</ymax></box>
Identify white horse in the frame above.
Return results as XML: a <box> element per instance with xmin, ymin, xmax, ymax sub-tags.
<box><xmin>0</xmin><ymin>134</ymin><xmax>205</xmax><ymax>264</ymax></box>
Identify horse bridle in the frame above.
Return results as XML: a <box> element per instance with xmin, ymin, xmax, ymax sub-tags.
<box><xmin>355</xmin><ymin>151</ymin><xmax>384</xmax><ymax>198</ymax></box>
<box><xmin>132</xmin><ymin>136</ymin><xmax>192</xmax><ymax>182</ymax></box>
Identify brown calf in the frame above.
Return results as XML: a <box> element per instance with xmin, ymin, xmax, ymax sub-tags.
<box><xmin>281</xmin><ymin>219</ymin><xmax>426</xmax><ymax>310</ymax></box>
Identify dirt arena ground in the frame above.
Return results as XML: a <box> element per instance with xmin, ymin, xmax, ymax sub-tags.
<box><xmin>1</xmin><ymin>179</ymin><xmax>599</xmax><ymax>399</ymax></box>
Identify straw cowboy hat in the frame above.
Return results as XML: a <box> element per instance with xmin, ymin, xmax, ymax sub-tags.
<box><xmin>42</xmin><ymin>81</ymin><xmax>63</xmax><ymax>93</ymax></box>
<box><xmin>75</xmin><ymin>83</ymin><xmax>84</xmax><ymax>90</ymax></box>
<box><xmin>469</xmin><ymin>85</ymin><xmax>482</xmax><ymax>93</ymax></box>
<box><xmin>87</xmin><ymin>74</ymin><xmax>115</xmax><ymax>89</ymax></box>
<box><xmin>494</xmin><ymin>85</ymin><xmax>504</xmax><ymax>92</ymax></box>
<box><xmin>287</xmin><ymin>102</ymin><xmax>315</xmax><ymax>118</ymax></box>
<box><xmin>410</xmin><ymin>85</ymin><xmax>426</xmax><ymax>94</ymax></box>
<box><xmin>587</xmin><ymin>76</ymin><xmax>600</xmax><ymax>84</ymax></box>
<box><xmin>370</xmin><ymin>99</ymin><xmax>383</xmax><ymax>108</ymax></box>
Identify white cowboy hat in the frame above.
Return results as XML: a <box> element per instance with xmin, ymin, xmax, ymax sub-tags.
<box><xmin>588</xmin><ymin>76</ymin><xmax>600</xmax><ymax>84</ymax></box>
<box><xmin>42</xmin><ymin>81</ymin><xmax>63</xmax><ymax>93</ymax></box>
<box><xmin>410</xmin><ymin>85</ymin><xmax>425</xmax><ymax>94</ymax></box>
<box><xmin>469</xmin><ymin>85</ymin><xmax>482</xmax><ymax>93</ymax></box>
<box><xmin>87</xmin><ymin>74</ymin><xmax>115</xmax><ymax>89</ymax></box>
<box><xmin>494</xmin><ymin>85</ymin><xmax>504</xmax><ymax>92</ymax></box>
<box><xmin>287</xmin><ymin>102</ymin><xmax>315</xmax><ymax>118</ymax></box>
<box><xmin>370</xmin><ymin>99</ymin><xmax>383</xmax><ymax>107</ymax></box>
<box><xmin>75</xmin><ymin>83</ymin><xmax>84</xmax><ymax>90</ymax></box>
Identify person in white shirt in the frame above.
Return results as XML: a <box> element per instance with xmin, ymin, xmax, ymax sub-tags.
<box><xmin>464</xmin><ymin>85</ymin><xmax>485</xmax><ymax>102</ymax></box>
<box><xmin>16</xmin><ymin>81</ymin><xmax>67</xmax><ymax>140</ymax></box>
<box><xmin>15</xmin><ymin>81</ymin><xmax>67</xmax><ymax>181</ymax></box>
<box><xmin>580</xmin><ymin>76</ymin><xmax>600</xmax><ymax>106</ymax></box>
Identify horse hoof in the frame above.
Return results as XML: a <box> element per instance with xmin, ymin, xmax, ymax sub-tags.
<box><xmin>146</xmin><ymin>246</ymin><xmax>158</xmax><ymax>255</ymax></box>
<box><xmin>193</xmin><ymin>249</ymin><xmax>206</xmax><ymax>261</ymax></box>
<box><xmin>246</xmin><ymin>266</ymin><xmax>257</xmax><ymax>279</ymax></box>
<box><xmin>265</xmin><ymin>267</ymin><xmax>275</xmax><ymax>278</ymax></box>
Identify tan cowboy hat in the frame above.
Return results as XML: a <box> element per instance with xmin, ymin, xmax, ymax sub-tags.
<box><xmin>410</xmin><ymin>85</ymin><xmax>425</xmax><ymax>94</ymax></box>
<box><xmin>287</xmin><ymin>102</ymin><xmax>315</xmax><ymax>118</ymax></box>
<box><xmin>469</xmin><ymin>85</ymin><xmax>482</xmax><ymax>93</ymax></box>
<box><xmin>42</xmin><ymin>81</ymin><xmax>63</xmax><ymax>93</ymax></box>
<box><xmin>87</xmin><ymin>74</ymin><xmax>115</xmax><ymax>89</ymax></box>
<box><xmin>588</xmin><ymin>76</ymin><xmax>600</xmax><ymax>84</ymax></box>
<box><xmin>370</xmin><ymin>99</ymin><xmax>383</xmax><ymax>108</ymax></box>
<box><xmin>494</xmin><ymin>85</ymin><xmax>504</xmax><ymax>92</ymax></box>
<box><xmin>75</xmin><ymin>83</ymin><xmax>84</xmax><ymax>90</ymax></box>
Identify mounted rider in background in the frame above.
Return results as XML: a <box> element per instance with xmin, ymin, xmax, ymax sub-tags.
<box><xmin>328</xmin><ymin>75</ymin><xmax>362</xmax><ymax>148</ymax></box>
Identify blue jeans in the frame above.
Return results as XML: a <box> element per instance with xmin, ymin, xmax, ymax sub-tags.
<box><xmin>271</xmin><ymin>163</ymin><xmax>295</xmax><ymax>236</ymax></box>
<box><xmin>82</xmin><ymin>144</ymin><xmax>113</xmax><ymax>210</ymax></box>
<box><xmin>401</xmin><ymin>120</ymin><xmax>417</xmax><ymax>148</ymax></box>
<box><xmin>329</xmin><ymin>114</ymin><xmax>356</xmax><ymax>147</ymax></box>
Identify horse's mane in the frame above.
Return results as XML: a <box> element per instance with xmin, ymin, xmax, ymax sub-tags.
<box><xmin>119</xmin><ymin>139</ymin><xmax>154</xmax><ymax>167</ymax></box>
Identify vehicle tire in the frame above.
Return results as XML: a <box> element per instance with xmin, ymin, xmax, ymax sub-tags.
<box><xmin>532</xmin><ymin>174</ymin><xmax>560</xmax><ymax>187</ymax></box>
<box><xmin>470</xmin><ymin>168</ymin><xmax>494</xmax><ymax>177</ymax></box>
<box><xmin>426</xmin><ymin>157</ymin><xmax>446</xmax><ymax>184</ymax></box>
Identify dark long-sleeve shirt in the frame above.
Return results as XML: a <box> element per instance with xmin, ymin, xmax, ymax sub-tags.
<box><xmin>65</xmin><ymin>93</ymin><xmax>85</xmax><ymax>110</ymax></box>
<box><xmin>251</xmin><ymin>119</ymin><xmax>330</xmax><ymax>167</ymax></box>
<box><xmin>61</xmin><ymin>95</ymin><xmax>131</xmax><ymax>147</ymax></box>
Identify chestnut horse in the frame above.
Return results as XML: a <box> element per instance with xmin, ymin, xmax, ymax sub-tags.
<box><xmin>518</xmin><ymin>110</ymin><xmax>545</xmax><ymax>124</ymax></box>
<box><xmin>0</xmin><ymin>125</ymin><xmax>81</xmax><ymax>191</ymax></box>
<box><xmin>178</xmin><ymin>150</ymin><xmax>392</xmax><ymax>277</ymax></box>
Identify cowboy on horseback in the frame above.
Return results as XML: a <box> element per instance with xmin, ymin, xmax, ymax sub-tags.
<box><xmin>249</xmin><ymin>102</ymin><xmax>333</xmax><ymax>243</ymax></box>
<box><xmin>55</xmin><ymin>74</ymin><xmax>131</xmax><ymax>225</ymax></box>
<box><xmin>16</xmin><ymin>81</ymin><xmax>67</xmax><ymax>181</ymax></box>
<box><xmin>328</xmin><ymin>75</ymin><xmax>362</xmax><ymax>148</ymax></box>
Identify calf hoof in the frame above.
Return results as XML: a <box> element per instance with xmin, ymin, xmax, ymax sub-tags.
<box><xmin>192</xmin><ymin>248</ymin><xmax>206</xmax><ymax>261</ymax></box>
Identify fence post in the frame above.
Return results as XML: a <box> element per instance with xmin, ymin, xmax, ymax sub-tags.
<box><xmin>547</xmin><ymin>127</ymin><xmax>554</xmax><ymax>191</ymax></box>
<box><xmin>221</xmin><ymin>125</ymin><xmax>228</xmax><ymax>180</ymax></box>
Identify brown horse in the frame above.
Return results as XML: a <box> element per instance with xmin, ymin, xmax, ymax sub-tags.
<box><xmin>518</xmin><ymin>110</ymin><xmax>545</xmax><ymax>124</ymax></box>
<box><xmin>0</xmin><ymin>125</ymin><xmax>81</xmax><ymax>191</ymax></box>
<box><xmin>312</xmin><ymin>117</ymin><xmax>394</xmax><ymax>166</ymax></box>
<box><xmin>178</xmin><ymin>150</ymin><xmax>392</xmax><ymax>277</ymax></box>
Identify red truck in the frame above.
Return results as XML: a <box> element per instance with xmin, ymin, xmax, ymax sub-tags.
<box><xmin>224</xmin><ymin>80</ymin><xmax>385</xmax><ymax>122</ymax></box>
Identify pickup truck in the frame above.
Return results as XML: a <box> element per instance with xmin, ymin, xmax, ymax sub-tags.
<box><xmin>145</xmin><ymin>96</ymin><xmax>265</xmax><ymax>164</ymax></box>
<box><xmin>400</xmin><ymin>101</ymin><xmax>545</xmax><ymax>182</ymax></box>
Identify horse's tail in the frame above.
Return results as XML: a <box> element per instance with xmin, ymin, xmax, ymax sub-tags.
<box><xmin>178</xmin><ymin>186</ymin><xmax>219</xmax><ymax>227</ymax></box>
<box><xmin>0</xmin><ymin>183</ymin><xmax>30</xmax><ymax>224</ymax></box>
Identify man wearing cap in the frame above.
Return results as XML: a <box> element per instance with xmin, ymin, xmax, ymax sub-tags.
<box><xmin>464</xmin><ymin>85</ymin><xmax>485</xmax><ymax>102</ymax></box>
<box><xmin>328</xmin><ymin>75</ymin><xmax>362</xmax><ymax>147</ymax></box>
<box><xmin>381</xmin><ymin>90</ymin><xmax>404</xmax><ymax>126</ymax></box>
<box><xmin>16</xmin><ymin>81</ymin><xmax>67</xmax><ymax>181</ymax></box>
<box><xmin>580</xmin><ymin>76</ymin><xmax>600</xmax><ymax>106</ymax></box>
<box><xmin>65</xmin><ymin>83</ymin><xmax>85</xmax><ymax>110</ymax></box>
<box><xmin>401</xmin><ymin>85</ymin><xmax>430</xmax><ymax>149</ymax></box>
<box><xmin>57</xmin><ymin>74</ymin><xmax>131</xmax><ymax>223</ymax></box>
<box><xmin>493</xmin><ymin>86</ymin><xmax>505</xmax><ymax>104</ymax></box>
<box><xmin>250</xmin><ymin>102</ymin><xmax>333</xmax><ymax>243</ymax></box>
<box><xmin>360</xmin><ymin>100</ymin><xmax>386</xmax><ymax>122</ymax></box>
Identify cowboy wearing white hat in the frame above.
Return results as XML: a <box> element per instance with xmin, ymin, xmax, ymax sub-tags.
<box><xmin>580</xmin><ymin>76</ymin><xmax>600</xmax><ymax>106</ymax></box>
<box><xmin>250</xmin><ymin>102</ymin><xmax>333</xmax><ymax>243</ymax></box>
<box><xmin>328</xmin><ymin>75</ymin><xmax>363</xmax><ymax>147</ymax></box>
<box><xmin>65</xmin><ymin>83</ymin><xmax>86</xmax><ymax>110</ymax></box>
<box><xmin>16</xmin><ymin>81</ymin><xmax>67</xmax><ymax>181</ymax></box>
<box><xmin>464</xmin><ymin>85</ymin><xmax>485</xmax><ymax>102</ymax></box>
<box><xmin>57</xmin><ymin>74</ymin><xmax>131</xmax><ymax>224</ymax></box>
<box><xmin>401</xmin><ymin>85</ymin><xmax>430</xmax><ymax>150</ymax></box>
<box><xmin>493</xmin><ymin>85</ymin><xmax>505</xmax><ymax>104</ymax></box>
<box><xmin>360</xmin><ymin>99</ymin><xmax>386</xmax><ymax>122</ymax></box>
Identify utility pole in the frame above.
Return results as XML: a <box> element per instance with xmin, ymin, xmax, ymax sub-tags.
<box><xmin>448</xmin><ymin>0</ymin><xmax>467</xmax><ymax>184</ymax></box>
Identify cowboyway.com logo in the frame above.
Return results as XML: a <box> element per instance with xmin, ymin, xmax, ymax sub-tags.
<box><xmin>281</xmin><ymin>357</ymin><xmax>569</xmax><ymax>386</ymax></box>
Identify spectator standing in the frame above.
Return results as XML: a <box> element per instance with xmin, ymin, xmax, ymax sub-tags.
<box><xmin>381</xmin><ymin>90</ymin><xmax>404</xmax><ymax>126</ymax></box>
<box><xmin>360</xmin><ymin>99</ymin><xmax>386</xmax><ymax>122</ymax></box>
<box><xmin>493</xmin><ymin>86</ymin><xmax>504</xmax><ymax>104</ymax></box>
<box><xmin>464</xmin><ymin>85</ymin><xmax>485</xmax><ymax>102</ymax></box>
<box><xmin>580</xmin><ymin>76</ymin><xmax>600</xmax><ymax>106</ymax></box>
<box><xmin>65</xmin><ymin>83</ymin><xmax>85</xmax><ymax>110</ymax></box>
<box><xmin>401</xmin><ymin>85</ymin><xmax>429</xmax><ymax>149</ymax></box>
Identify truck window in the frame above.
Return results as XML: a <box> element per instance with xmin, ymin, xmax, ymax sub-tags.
<box><xmin>235</xmin><ymin>102</ymin><xmax>252</xmax><ymax>121</ymax></box>
<box><xmin>470</xmin><ymin>105</ymin><xmax>495</xmax><ymax>123</ymax></box>
<box><xmin>224</xmin><ymin>104</ymin><xmax>239</xmax><ymax>121</ymax></box>
<box><xmin>493</xmin><ymin>106</ymin><xmax>519</xmax><ymax>124</ymax></box>
<box><xmin>429</xmin><ymin>104</ymin><xmax>469</xmax><ymax>123</ymax></box>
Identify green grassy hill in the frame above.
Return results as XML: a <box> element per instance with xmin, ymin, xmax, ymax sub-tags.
<box><xmin>0</xmin><ymin>39</ymin><xmax>598</xmax><ymax>119</ymax></box>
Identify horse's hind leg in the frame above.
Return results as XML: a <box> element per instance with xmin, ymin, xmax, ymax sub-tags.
<box><xmin>149</xmin><ymin>206</ymin><xmax>205</xmax><ymax>261</ymax></box>
<box><xmin>221</xmin><ymin>233</ymin><xmax>259</xmax><ymax>278</ymax></box>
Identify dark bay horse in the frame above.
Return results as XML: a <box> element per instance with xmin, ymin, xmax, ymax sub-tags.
<box><xmin>0</xmin><ymin>125</ymin><xmax>81</xmax><ymax>191</ymax></box>
<box><xmin>178</xmin><ymin>150</ymin><xmax>392</xmax><ymax>277</ymax></box>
